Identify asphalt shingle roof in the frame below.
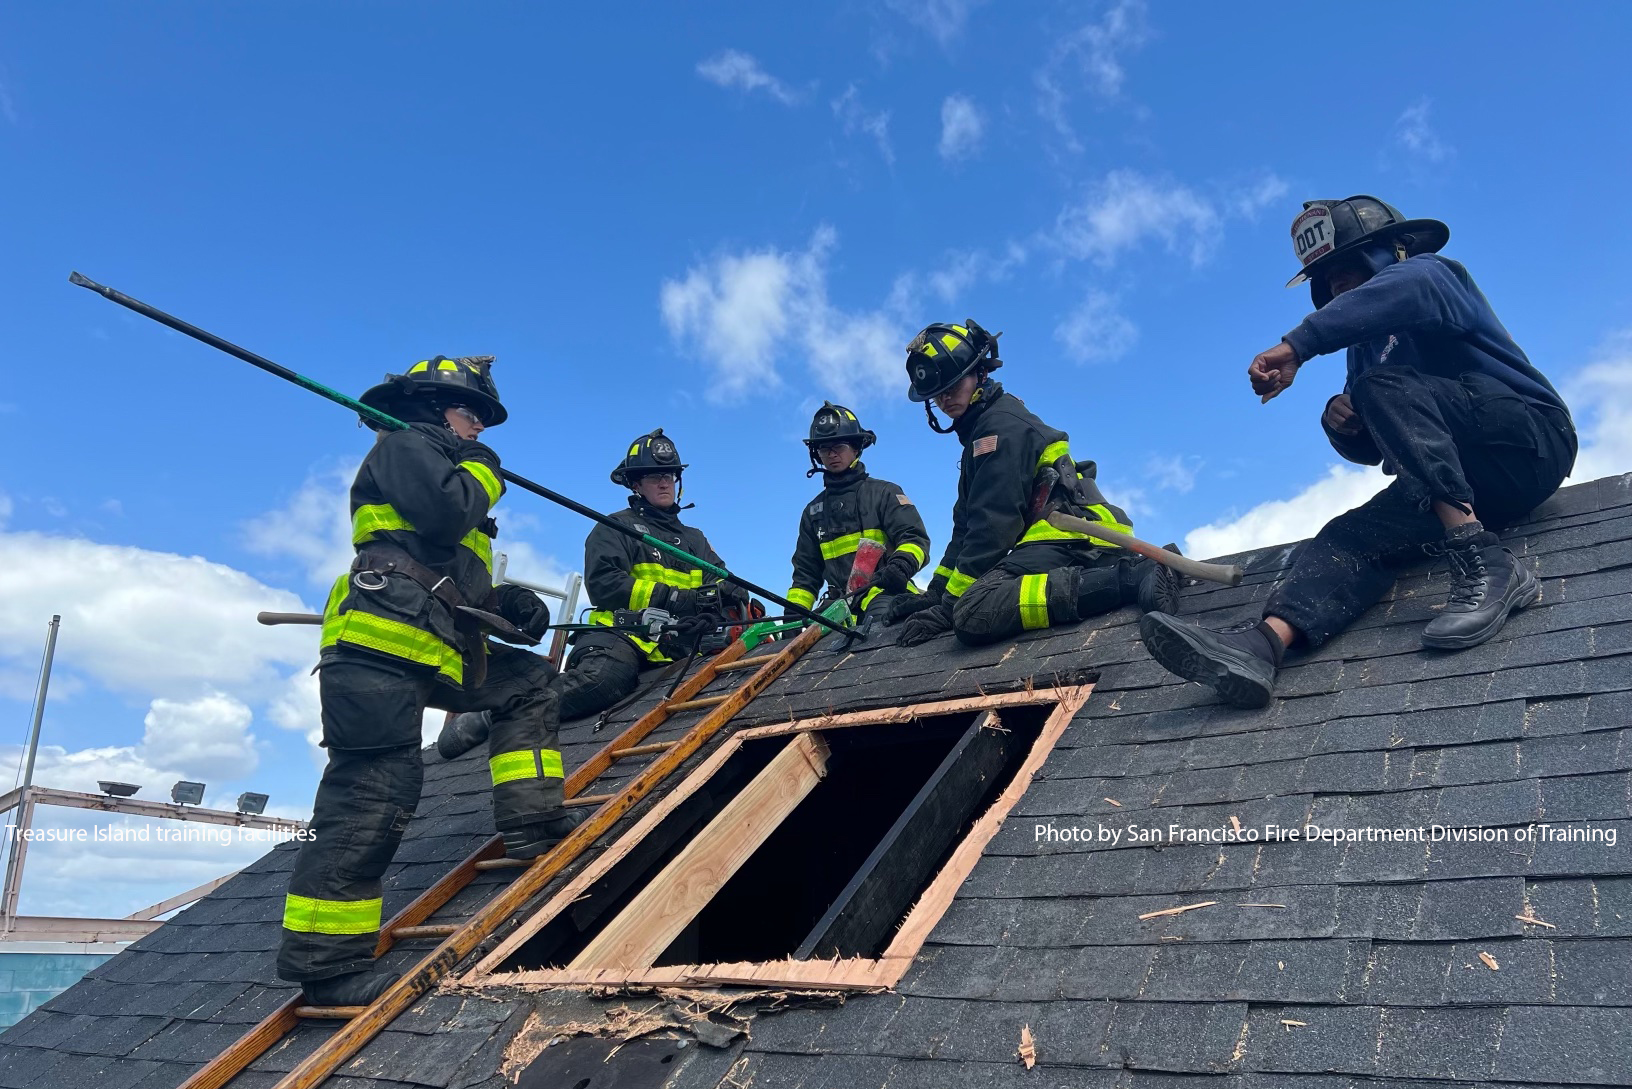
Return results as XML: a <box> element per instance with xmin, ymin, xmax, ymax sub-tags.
<box><xmin>3</xmin><ymin>472</ymin><xmax>1629</xmax><ymax>1089</ymax></box>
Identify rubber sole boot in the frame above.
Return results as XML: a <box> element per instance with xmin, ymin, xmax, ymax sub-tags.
<box><xmin>502</xmin><ymin>808</ymin><xmax>590</xmax><ymax>860</ymax></box>
<box><xmin>436</xmin><ymin>711</ymin><xmax>491</xmax><ymax>761</ymax></box>
<box><xmin>301</xmin><ymin>969</ymin><xmax>400</xmax><ymax>1007</ymax></box>
<box><xmin>1138</xmin><ymin>612</ymin><xmax>1277</xmax><ymax>709</ymax></box>
<box><xmin>1421</xmin><ymin>547</ymin><xmax>1540</xmax><ymax>650</ymax></box>
<box><xmin>1136</xmin><ymin>544</ymin><xmax>1184</xmax><ymax>615</ymax></box>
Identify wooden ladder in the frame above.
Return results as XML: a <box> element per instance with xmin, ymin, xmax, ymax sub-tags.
<box><xmin>178</xmin><ymin>609</ymin><xmax>843</xmax><ymax>1089</ymax></box>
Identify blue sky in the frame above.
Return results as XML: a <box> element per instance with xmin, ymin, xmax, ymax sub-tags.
<box><xmin>2</xmin><ymin>1</ymin><xmax>1630</xmax><ymax>915</ymax></box>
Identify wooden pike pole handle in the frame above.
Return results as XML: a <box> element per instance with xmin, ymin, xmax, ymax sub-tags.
<box><xmin>1046</xmin><ymin>513</ymin><xmax>1244</xmax><ymax>587</ymax></box>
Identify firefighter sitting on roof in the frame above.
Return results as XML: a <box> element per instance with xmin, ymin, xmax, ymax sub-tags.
<box><xmin>278</xmin><ymin>356</ymin><xmax>582</xmax><ymax>1008</ymax></box>
<box><xmin>888</xmin><ymin>321</ymin><xmax>1182</xmax><ymax>647</ymax></box>
<box><xmin>560</xmin><ymin>429</ymin><xmax>747</xmax><ymax>720</ymax></box>
<box><xmin>786</xmin><ymin>402</ymin><xmax>931</xmax><ymax>620</ymax></box>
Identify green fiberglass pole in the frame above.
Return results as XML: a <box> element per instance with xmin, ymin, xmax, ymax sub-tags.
<box><xmin>69</xmin><ymin>272</ymin><xmax>855</xmax><ymax>640</ymax></box>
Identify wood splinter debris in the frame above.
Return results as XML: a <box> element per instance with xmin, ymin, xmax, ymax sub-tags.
<box><xmin>1514</xmin><ymin>913</ymin><xmax>1556</xmax><ymax>929</ymax></box>
<box><xmin>1478</xmin><ymin>952</ymin><xmax>1501</xmax><ymax>971</ymax></box>
<box><xmin>1280</xmin><ymin>1019</ymin><xmax>1309</xmax><ymax>1029</ymax></box>
<box><xmin>1104</xmin><ymin>798</ymin><xmax>1122</xmax><ymax>807</ymax></box>
<box><xmin>1018</xmin><ymin>1024</ymin><xmax>1037</xmax><ymax>1069</ymax></box>
<box><xmin>1139</xmin><ymin>900</ymin><xmax>1218</xmax><ymax>921</ymax></box>
<box><xmin>1239</xmin><ymin>903</ymin><xmax>1288</xmax><ymax>909</ymax></box>
<box><xmin>1229</xmin><ymin>815</ymin><xmax>1242</xmax><ymax>833</ymax></box>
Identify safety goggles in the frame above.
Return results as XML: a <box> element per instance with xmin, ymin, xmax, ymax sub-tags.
<box><xmin>447</xmin><ymin>404</ymin><xmax>485</xmax><ymax>427</ymax></box>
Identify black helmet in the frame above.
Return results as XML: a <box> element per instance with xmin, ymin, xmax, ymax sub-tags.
<box><xmin>360</xmin><ymin>355</ymin><xmax>508</xmax><ymax>427</ymax></box>
<box><xmin>802</xmin><ymin>401</ymin><xmax>876</xmax><ymax>472</ymax></box>
<box><xmin>905</xmin><ymin>320</ymin><xmax>1001</xmax><ymax>402</ymax></box>
<box><xmin>611</xmin><ymin>428</ymin><xmax>687</xmax><ymax>487</ymax></box>
<box><xmin>1287</xmin><ymin>196</ymin><xmax>1449</xmax><ymax>308</ymax></box>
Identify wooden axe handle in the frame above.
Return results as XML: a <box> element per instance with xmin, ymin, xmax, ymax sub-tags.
<box><xmin>258</xmin><ymin>611</ymin><xmax>322</xmax><ymax>626</ymax></box>
<box><xmin>1046</xmin><ymin>513</ymin><xmax>1244</xmax><ymax>587</ymax></box>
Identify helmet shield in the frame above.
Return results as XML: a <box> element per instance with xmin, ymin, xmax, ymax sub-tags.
<box><xmin>1286</xmin><ymin>196</ymin><xmax>1449</xmax><ymax>307</ymax></box>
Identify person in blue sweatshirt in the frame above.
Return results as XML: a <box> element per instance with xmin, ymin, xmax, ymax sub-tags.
<box><xmin>1139</xmin><ymin>196</ymin><xmax>1577</xmax><ymax>709</ymax></box>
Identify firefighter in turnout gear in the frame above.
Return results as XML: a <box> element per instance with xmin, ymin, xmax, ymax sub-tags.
<box><xmin>891</xmin><ymin>322</ymin><xmax>1181</xmax><ymax>647</ymax></box>
<box><xmin>278</xmin><ymin>356</ymin><xmax>582</xmax><ymax>1008</ymax></box>
<box><xmin>556</xmin><ymin>429</ymin><xmax>746</xmax><ymax>721</ymax></box>
<box><xmin>787</xmin><ymin>402</ymin><xmax>931</xmax><ymax>619</ymax></box>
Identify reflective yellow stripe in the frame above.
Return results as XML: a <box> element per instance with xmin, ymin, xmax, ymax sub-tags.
<box><xmin>587</xmin><ymin>609</ymin><xmax>665</xmax><ymax>661</ymax></box>
<box><xmin>630</xmin><ymin>579</ymin><xmax>657</xmax><ymax>610</ymax></box>
<box><xmin>1019</xmin><ymin>573</ymin><xmax>1050</xmax><ymax>630</ymax></box>
<box><xmin>282</xmin><ymin>893</ymin><xmax>382</xmax><ymax>936</ymax></box>
<box><xmin>895</xmin><ymin>542</ymin><xmax>926</xmax><ymax>568</ymax></box>
<box><xmin>787</xmin><ymin>587</ymin><xmax>817</xmax><ymax>610</ymax></box>
<box><xmin>352</xmin><ymin>503</ymin><xmax>414</xmax><ymax>543</ymax></box>
<box><xmin>458</xmin><ymin>460</ymin><xmax>503</xmax><ymax>508</ymax></box>
<box><xmin>322</xmin><ymin>603</ymin><xmax>463</xmax><ymax>684</ymax></box>
<box><xmin>933</xmin><ymin>565</ymin><xmax>955</xmax><ymax>582</ymax></box>
<box><xmin>860</xmin><ymin>586</ymin><xmax>883</xmax><ymax>610</ymax></box>
<box><xmin>1037</xmin><ymin>440</ymin><xmax>1071</xmax><ymax>469</ymax></box>
<box><xmin>630</xmin><ymin>563</ymin><xmax>704</xmax><ymax>589</ymax></box>
<box><xmin>489</xmin><ymin>748</ymin><xmax>566</xmax><ymax>785</ymax></box>
<box><xmin>460</xmin><ymin>526</ymin><xmax>493</xmax><ymax>573</ymax></box>
<box><xmin>820</xmin><ymin>528</ymin><xmax>888</xmax><ymax>561</ymax></box>
<box><xmin>946</xmin><ymin>570</ymin><xmax>975</xmax><ymax>598</ymax></box>
<box><xmin>438</xmin><ymin>359</ymin><xmax>460</xmax><ymax>371</ymax></box>
<box><xmin>408</xmin><ymin>361</ymin><xmax>431</xmax><ymax>373</ymax></box>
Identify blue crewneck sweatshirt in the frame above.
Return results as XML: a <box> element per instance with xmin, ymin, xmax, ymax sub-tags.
<box><xmin>1282</xmin><ymin>253</ymin><xmax>1569</xmax><ymax>415</ymax></box>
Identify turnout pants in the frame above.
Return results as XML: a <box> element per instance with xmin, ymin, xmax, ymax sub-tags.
<box><xmin>953</xmin><ymin>542</ymin><xmax>1136</xmax><ymax>647</ymax></box>
<box><xmin>1265</xmin><ymin>368</ymin><xmax>1576</xmax><ymax>648</ymax></box>
<box><xmin>278</xmin><ymin>643</ymin><xmax>565</xmax><ymax>983</ymax></box>
<box><xmin>558</xmin><ymin>631</ymin><xmax>646</xmax><ymax>723</ymax></box>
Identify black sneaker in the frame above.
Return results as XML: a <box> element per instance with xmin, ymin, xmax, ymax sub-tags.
<box><xmin>1136</xmin><ymin>545</ymin><xmax>1184</xmax><ymax>615</ymax></box>
<box><xmin>1138</xmin><ymin>612</ymin><xmax>1279</xmax><ymax>709</ymax></box>
<box><xmin>436</xmin><ymin>712</ymin><xmax>491</xmax><ymax>761</ymax></box>
<box><xmin>501</xmin><ymin>808</ymin><xmax>589</xmax><ymax>860</ymax></box>
<box><xmin>1421</xmin><ymin>527</ymin><xmax>1540</xmax><ymax>650</ymax></box>
<box><xmin>301</xmin><ymin>969</ymin><xmax>400</xmax><ymax>1007</ymax></box>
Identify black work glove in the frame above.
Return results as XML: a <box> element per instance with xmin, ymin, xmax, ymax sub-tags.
<box><xmin>897</xmin><ymin>602</ymin><xmax>954</xmax><ymax>647</ymax></box>
<box><xmin>658</xmin><ymin>611</ymin><xmax>721</xmax><ymax>658</ymax></box>
<box><xmin>495</xmin><ymin>584</ymin><xmax>551</xmax><ymax>638</ymax></box>
<box><xmin>716</xmin><ymin>580</ymin><xmax>752</xmax><ymax>609</ymax></box>
<box><xmin>872</xmin><ymin>554</ymin><xmax>917</xmax><ymax>595</ymax></box>
<box><xmin>885</xmin><ymin>589</ymin><xmax>943</xmax><ymax>626</ymax></box>
<box><xmin>456</xmin><ymin>438</ymin><xmax>502</xmax><ymax>472</ymax></box>
<box><xmin>655</xmin><ymin>584</ymin><xmax>701</xmax><ymax>617</ymax></box>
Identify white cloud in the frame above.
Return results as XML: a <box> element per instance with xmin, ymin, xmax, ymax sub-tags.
<box><xmin>886</xmin><ymin>0</ymin><xmax>987</xmax><ymax>46</ymax></box>
<box><xmin>661</xmin><ymin>227</ymin><xmax>911</xmax><ymax>402</ymax></box>
<box><xmin>1035</xmin><ymin>0</ymin><xmax>1150</xmax><ymax>149</ymax></box>
<box><xmin>938</xmin><ymin>95</ymin><xmax>983</xmax><ymax>160</ymax></box>
<box><xmin>242</xmin><ymin>460</ymin><xmax>359</xmax><ymax>587</ymax></box>
<box><xmin>141</xmin><ymin>693</ymin><xmax>259</xmax><ymax>781</ymax></box>
<box><xmin>1054</xmin><ymin>289</ymin><xmax>1138</xmax><ymax>364</ymax></box>
<box><xmin>1229</xmin><ymin>174</ymin><xmax>1291</xmax><ymax>219</ymax></box>
<box><xmin>1184</xmin><ymin>464</ymin><xmax>1389</xmax><ymax>559</ymax></box>
<box><xmin>0</xmin><ymin>530</ymin><xmax>315</xmax><ymax>701</ymax></box>
<box><xmin>1564</xmin><ymin>331</ymin><xmax>1632</xmax><ymax>483</ymax></box>
<box><xmin>696</xmin><ymin>50</ymin><xmax>800</xmax><ymax>105</ymax></box>
<box><xmin>1395</xmin><ymin>97</ymin><xmax>1452</xmax><ymax>164</ymax></box>
<box><xmin>1052</xmin><ymin>170</ymin><xmax>1289</xmax><ymax>269</ymax></box>
<box><xmin>1146</xmin><ymin>455</ymin><xmax>1201</xmax><ymax>494</ymax></box>
<box><xmin>832</xmin><ymin>85</ymin><xmax>894</xmax><ymax>165</ymax></box>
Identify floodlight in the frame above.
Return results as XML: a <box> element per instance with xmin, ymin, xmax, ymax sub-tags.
<box><xmin>236</xmin><ymin>792</ymin><xmax>269</xmax><ymax>815</ymax></box>
<box><xmin>170</xmin><ymin>781</ymin><xmax>206</xmax><ymax>806</ymax></box>
<box><xmin>98</xmin><ymin>781</ymin><xmax>141</xmax><ymax>798</ymax></box>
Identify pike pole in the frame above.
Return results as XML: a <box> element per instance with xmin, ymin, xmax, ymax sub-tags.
<box><xmin>69</xmin><ymin>271</ymin><xmax>857</xmax><ymax>641</ymax></box>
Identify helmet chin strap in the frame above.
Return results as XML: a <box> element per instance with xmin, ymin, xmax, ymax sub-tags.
<box><xmin>924</xmin><ymin>401</ymin><xmax>956</xmax><ymax>434</ymax></box>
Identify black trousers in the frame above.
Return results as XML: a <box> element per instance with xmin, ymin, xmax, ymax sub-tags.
<box><xmin>278</xmin><ymin>643</ymin><xmax>564</xmax><ymax>983</ymax></box>
<box><xmin>1265</xmin><ymin>368</ymin><xmax>1576</xmax><ymax>648</ymax></box>
<box><xmin>953</xmin><ymin>542</ymin><xmax>1135</xmax><ymax>646</ymax></box>
<box><xmin>558</xmin><ymin>631</ymin><xmax>646</xmax><ymax>723</ymax></box>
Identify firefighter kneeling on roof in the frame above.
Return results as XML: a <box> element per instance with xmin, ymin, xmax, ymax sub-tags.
<box><xmin>278</xmin><ymin>357</ymin><xmax>583</xmax><ymax>1008</ymax></box>
<box><xmin>786</xmin><ymin>401</ymin><xmax>931</xmax><ymax>620</ymax></box>
<box><xmin>889</xmin><ymin>321</ymin><xmax>1183</xmax><ymax>647</ymax></box>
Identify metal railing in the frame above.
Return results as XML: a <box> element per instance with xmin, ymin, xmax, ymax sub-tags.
<box><xmin>492</xmin><ymin>554</ymin><xmax>583</xmax><ymax>666</ymax></box>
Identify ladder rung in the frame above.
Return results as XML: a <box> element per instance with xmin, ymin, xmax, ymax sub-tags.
<box><xmin>565</xmin><ymin>792</ymin><xmax>615</xmax><ymax>808</ymax></box>
<box><xmin>296</xmin><ymin>1005</ymin><xmax>365</xmax><ymax>1020</ymax></box>
<box><xmin>712</xmin><ymin>657</ymin><xmax>769</xmax><ymax>673</ymax></box>
<box><xmin>611</xmin><ymin>741</ymin><xmax>671</xmax><ymax>759</ymax></box>
<box><xmin>475</xmin><ymin>857</ymin><xmax>531</xmax><ymax>870</ymax></box>
<box><xmin>390</xmin><ymin>924</ymin><xmax>458</xmax><ymax>940</ymax></box>
<box><xmin>664</xmin><ymin>694</ymin><xmax>731</xmax><ymax>713</ymax></box>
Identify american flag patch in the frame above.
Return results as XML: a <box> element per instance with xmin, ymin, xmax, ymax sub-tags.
<box><xmin>896</xmin><ymin>493</ymin><xmax>914</xmax><ymax>505</ymax></box>
<box><xmin>973</xmin><ymin>435</ymin><xmax>999</xmax><ymax>456</ymax></box>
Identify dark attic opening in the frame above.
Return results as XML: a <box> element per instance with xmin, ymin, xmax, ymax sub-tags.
<box><xmin>495</xmin><ymin>701</ymin><xmax>1056</xmax><ymax>973</ymax></box>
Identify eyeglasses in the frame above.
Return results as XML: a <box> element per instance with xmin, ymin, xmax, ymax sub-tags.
<box><xmin>636</xmin><ymin>472</ymin><xmax>678</xmax><ymax>484</ymax></box>
<box><xmin>447</xmin><ymin>405</ymin><xmax>484</xmax><ymax>427</ymax></box>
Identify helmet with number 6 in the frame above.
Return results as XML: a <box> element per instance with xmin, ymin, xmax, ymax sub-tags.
<box><xmin>1286</xmin><ymin>196</ymin><xmax>1449</xmax><ymax>308</ymax></box>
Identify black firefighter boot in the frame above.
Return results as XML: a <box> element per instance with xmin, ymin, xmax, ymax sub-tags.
<box><xmin>1138</xmin><ymin>613</ymin><xmax>1285</xmax><ymax>709</ymax></box>
<box><xmin>302</xmin><ymin>968</ymin><xmax>401</xmax><ymax>1007</ymax></box>
<box><xmin>502</xmin><ymin>808</ymin><xmax>591</xmax><ymax>860</ymax></box>
<box><xmin>1421</xmin><ymin>522</ymin><xmax>1540</xmax><ymax>650</ymax></box>
<box><xmin>436</xmin><ymin>712</ymin><xmax>491</xmax><ymax>761</ymax></box>
<box><xmin>1131</xmin><ymin>545</ymin><xmax>1184</xmax><ymax>614</ymax></box>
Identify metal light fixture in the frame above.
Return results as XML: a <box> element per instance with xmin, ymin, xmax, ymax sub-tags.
<box><xmin>170</xmin><ymin>781</ymin><xmax>206</xmax><ymax>806</ymax></box>
<box><xmin>98</xmin><ymin>781</ymin><xmax>141</xmax><ymax>798</ymax></box>
<box><xmin>236</xmin><ymin>792</ymin><xmax>269</xmax><ymax>815</ymax></box>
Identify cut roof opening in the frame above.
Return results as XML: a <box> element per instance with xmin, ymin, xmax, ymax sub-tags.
<box><xmin>468</xmin><ymin>686</ymin><xmax>1091</xmax><ymax>990</ymax></box>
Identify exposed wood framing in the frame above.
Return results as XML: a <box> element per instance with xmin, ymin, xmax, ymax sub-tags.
<box><xmin>471</xmin><ymin>684</ymin><xmax>1091</xmax><ymax>989</ymax></box>
<box><xmin>569</xmin><ymin>732</ymin><xmax>831</xmax><ymax>970</ymax></box>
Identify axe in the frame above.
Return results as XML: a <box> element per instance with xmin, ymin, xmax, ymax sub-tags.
<box><xmin>1046</xmin><ymin>513</ymin><xmax>1244</xmax><ymax>587</ymax></box>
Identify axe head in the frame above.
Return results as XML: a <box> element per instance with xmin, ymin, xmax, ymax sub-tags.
<box><xmin>456</xmin><ymin>605</ymin><xmax>542</xmax><ymax>646</ymax></box>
